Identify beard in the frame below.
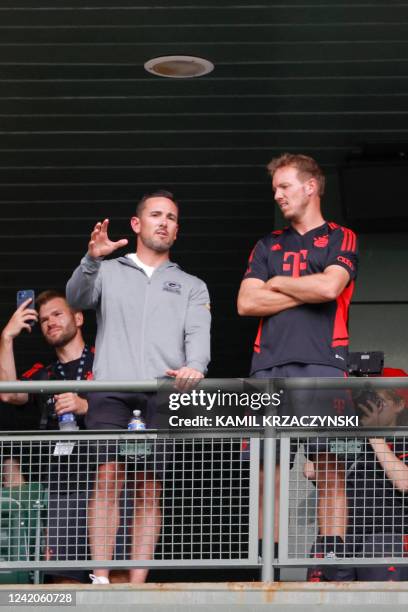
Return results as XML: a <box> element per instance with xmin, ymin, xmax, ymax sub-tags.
<box><xmin>140</xmin><ymin>233</ymin><xmax>175</xmax><ymax>253</ymax></box>
<box><xmin>45</xmin><ymin>323</ymin><xmax>77</xmax><ymax>348</ymax></box>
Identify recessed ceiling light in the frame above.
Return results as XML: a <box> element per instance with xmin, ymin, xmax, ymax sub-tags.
<box><xmin>144</xmin><ymin>55</ymin><xmax>214</xmax><ymax>79</ymax></box>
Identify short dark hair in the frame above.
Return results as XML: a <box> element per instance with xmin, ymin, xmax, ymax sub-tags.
<box><xmin>267</xmin><ymin>153</ymin><xmax>325</xmax><ymax>197</ymax></box>
<box><xmin>36</xmin><ymin>290</ymin><xmax>67</xmax><ymax>311</ymax></box>
<box><xmin>135</xmin><ymin>189</ymin><xmax>179</xmax><ymax>217</ymax></box>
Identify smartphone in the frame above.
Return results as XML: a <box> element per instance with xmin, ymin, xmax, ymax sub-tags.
<box><xmin>16</xmin><ymin>289</ymin><xmax>36</xmax><ymax>326</ymax></box>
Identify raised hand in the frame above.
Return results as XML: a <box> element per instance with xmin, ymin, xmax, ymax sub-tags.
<box><xmin>88</xmin><ymin>218</ymin><xmax>128</xmax><ymax>258</ymax></box>
<box><xmin>359</xmin><ymin>398</ymin><xmax>393</xmax><ymax>428</ymax></box>
<box><xmin>1</xmin><ymin>298</ymin><xmax>38</xmax><ymax>340</ymax></box>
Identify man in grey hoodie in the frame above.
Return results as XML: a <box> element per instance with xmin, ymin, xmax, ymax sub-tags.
<box><xmin>66</xmin><ymin>190</ymin><xmax>211</xmax><ymax>584</ymax></box>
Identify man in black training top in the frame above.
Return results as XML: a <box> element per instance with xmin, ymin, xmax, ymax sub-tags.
<box><xmin>237</xmin><ymin>153</ymin><xmax>358</xmax><ymax>565</ymax></box>
<box><xmin>0</xmin><ymin>290</ymin><xmax>93</xmax><ymax>582</ymax></box>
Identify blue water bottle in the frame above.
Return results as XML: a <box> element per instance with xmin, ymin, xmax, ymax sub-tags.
<box><xmin>128</xmin><ymin>409</ymin><xmax>146</xmax><ymax>431</ymax></box>
<box><xmin>58</xmin><ymin>412</ymin><xmax>78</xmax><ymax>431</ymax></box>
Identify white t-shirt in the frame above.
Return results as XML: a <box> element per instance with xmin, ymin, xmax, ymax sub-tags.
<box><xmin>126</xmin><ymin>253</ymin><xmax>155</xmax><ymax>278</ymax></box>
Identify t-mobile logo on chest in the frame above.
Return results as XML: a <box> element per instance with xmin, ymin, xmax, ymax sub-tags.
<box><xmin>282</xmin><ymin>250</ymin><xmax>308</xmax><ymax>277</ymax></box>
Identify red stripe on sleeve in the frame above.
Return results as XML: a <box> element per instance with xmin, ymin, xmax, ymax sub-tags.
<box><xmin>254</xmin><ymin>319</ymin><xmax>264</xmax><ymax>354</ymax></box>
<box><xmin>341</xmin><ymin>228</ymin><xmax>348</xmax><ymax>251</ymax></box>
<box><xmin>347</xmin><ymin>229</ymin><xmax>353</xmax><ymax>252</ymax></box>
<box><xmin>21</xmin><ymin>362</ymin><xmax>44</xmax><ymax>379</ymax></box>
<box><xmin>248</xmin><ymin>244</ymin><xmax>257</xmax><ymax>263</ymax></box>
<box><xmin>340</xmin><ymin>227</ymin><xmax>357</xmax><ymax>253</ymax></box>
<box><xmin>332</xmin><ymin>282</ymin><xmax>354</xmax><ymax>347</ymax></box>
<box><xmin>348</xmin><ymin>230</ymin><xmax>354</xmax><ymax>251</ymax></box>
<box><xmin>352</xmin><ymin>231</ymin><xmax>357</xmax><ymax>253</ymax></box>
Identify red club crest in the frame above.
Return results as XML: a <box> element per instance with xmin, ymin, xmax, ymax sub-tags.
<box><xmin>313</xmin><ymin>235</ymin><xmax>329</xmax><ymax>248</ymax></box>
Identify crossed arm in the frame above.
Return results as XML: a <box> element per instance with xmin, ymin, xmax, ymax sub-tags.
<box><xmin>237</xmin><ymin>265</ymin><xmax>350</xmax><ymax>317</ymax></box>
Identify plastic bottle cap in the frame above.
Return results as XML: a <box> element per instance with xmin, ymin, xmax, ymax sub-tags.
<box><xmin>133</xmin><ymin>409</ymin><xmax>141</xmax><ymax>417</ymax></box>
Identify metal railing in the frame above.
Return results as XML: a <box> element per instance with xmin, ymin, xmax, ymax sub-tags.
<box><xmin>1</xmin><ymin>376</ymin><xmax>408</xmax><ymax>583</ymax></box>
<box><xmin>277</xmin><ymin>429</ymin><xmax>408</xmax><ymax>567</ymax></box>
<box><xmin>0</xmin><ymin>430</ymin><xmax>260</xmax><ymax>574</ymax></box>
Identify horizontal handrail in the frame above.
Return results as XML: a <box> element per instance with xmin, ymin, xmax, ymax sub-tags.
<box><xmin>0</xmin><ymin>376</ymin><xmax>407</xmax><ymax>393</ymax></box>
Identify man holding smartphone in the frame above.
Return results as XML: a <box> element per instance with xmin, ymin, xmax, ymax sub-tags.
<box><xmin>0</xmin><ymin>290</ymin><xmax>93</xmax><ymax>429</ymax></box>
<box><xmin>66</xmin><ymin>190</ymin><xmax>211</xmax><ymax>584</ymax></box>
<box><xmin>0</xmin><ymin>290</ymin><xmax>91</xmax><ymax>423</ymax></box>
<box><xmin>0</xmin><ymin>289</ymin><xmax>93</xmax><ymax>582</ymax></box>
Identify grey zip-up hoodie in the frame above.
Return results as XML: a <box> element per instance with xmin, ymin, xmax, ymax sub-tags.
<box><xmin>66</xmin><ymin>254</ymin><xmax>211</xmax><ymax>381</ymax></box>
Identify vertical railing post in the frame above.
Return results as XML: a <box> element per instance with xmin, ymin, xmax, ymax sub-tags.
<box><xmin>261</xmin><ymin>433</ymin><xmax>276</xmax><ymax>582</ymax></box>
<box><xmin>278</xmin><ymin>434</ymin><xmax>291</xmax><ymax>564</ymax></box>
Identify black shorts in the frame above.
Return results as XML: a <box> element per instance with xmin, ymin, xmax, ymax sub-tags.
<box><xmin>86</xmin><ymin>392</ymin><xmax>159</xmax><ymax>430</ymax></box>
<box><xmin>253</xmin><ymin>363</ymin><xmax>353</xmax><ymax>418</ymax></box>
<box><xmin>253</xmin><ymin>363</ymin><xmax>354</xmax><ymax>467</ymax></box>
<box><xmin>86</xmin><ymin>392</ymin><xmax>164</xmax><ymax>475</ymax></box>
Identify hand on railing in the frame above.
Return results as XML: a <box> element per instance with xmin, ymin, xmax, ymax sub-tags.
<box><xmin>165</xmin><ymin>366</ymin><xmax>204</xmax><ymax>391</ymax></box>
